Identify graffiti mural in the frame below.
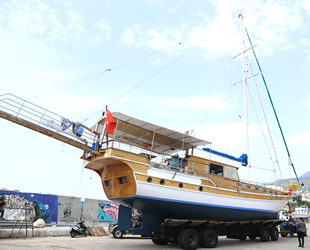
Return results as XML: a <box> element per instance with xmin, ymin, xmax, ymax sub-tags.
<box><xmin>0</xmin><ymin>190</ymin><xmax>58</xmax><ymax>224</ymax></box>
<box><xmin>98</xmin><ymin>203</ymin><xmax>119</xmax><ymax>222</ymax></box>
<box><xmin>60</xmin><ymin>206</ymin><xmax>78</xmax><ymax>223</ymax></box>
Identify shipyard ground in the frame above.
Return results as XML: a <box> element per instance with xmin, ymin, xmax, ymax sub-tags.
<box><xmin>1</xmin><ymin>233</ymin><xmax>308</xmax><ymax>250</ymax></box>
<box><xmin>0</xmin><ymin>223</ymin><xmax>309</xmax><ymax>250</ymax></box>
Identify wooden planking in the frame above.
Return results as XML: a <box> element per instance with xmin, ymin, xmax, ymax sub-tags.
<box><xmin>186</xmin><ymin>155</ymin><xmax>209</xmax><ymax>173</ymax></box>
<box><xmin>135</xmin><ymin>173</ymin><xmax>290</xmax><ymax>201</ymax></box>
<box><xmin>123</xmin><ymin>161</ymin><xmax>149</xmax><ymax>174</ymax></box>
<box><xmin>102</xmin><ymin>162</ymin><xmax>136</xmax><ymax>199</ymax></box>
<box><xmin>207</xmin><ymin>174</ymin><xmax>286</xmax><ymax>196</ymax></box>
<box><xmin>110</xmin><ymin>149</ymin><xmax>150</xmax><ymax>165</ymax></box>
<box><xmin>88</xmin><ymin>227</ymin><xmax>108</xmax><ymax>236</ymax></box>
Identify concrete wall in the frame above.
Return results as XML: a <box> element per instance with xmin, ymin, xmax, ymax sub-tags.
<box><xmin>58</xmin><ymin>196</ymin><xmax>119</xmax><ymax>227</ymax></box>
<box><xmin>0</xmin><ymin>190</ymin><xmax>119</xmax><ymax>227</ymax></box>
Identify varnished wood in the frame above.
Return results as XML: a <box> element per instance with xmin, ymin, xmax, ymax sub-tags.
<box><xmin>102</xmin><ymin>162</ymin><xmax>136</xmax><ymax>199</ymax></box>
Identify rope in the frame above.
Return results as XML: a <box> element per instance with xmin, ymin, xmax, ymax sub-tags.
<box><xmin>22</xmin><ymin>41</ymin><xmax>184</xmax><ymax>101</ymax></box>
<box><xmin>60</xmin><ymin>142</ymin><xmax>66</xmax><ymax>152</ymax></box>
<box><xmin>82</xmin><ymin>45</ymin><xmax>197</xmax><ymax>123</ymax></box>
<box><xmin>246</xmin><ymin>55</ymin><xmax>284</xmax><ymax>183</ymax></box>
<box><xmin>79</xmin><ymin>160</ymin><xmax>85</xmax><ymax>189</ymax></box>
<box><xmin>244</xmin><ymin>25</ymin><xmax>300</xmax><ymax>185</ymax></box>
<box><xmin>246</xmin><ymin>81</ymin><xmax>278</xmax><ymax>179</ymax></box>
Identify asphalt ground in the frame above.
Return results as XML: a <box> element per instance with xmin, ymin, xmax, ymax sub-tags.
<box><xmin>0</xmin><ymin>233</ymin><xmax>308</xmax><ymax>250</ymax></box>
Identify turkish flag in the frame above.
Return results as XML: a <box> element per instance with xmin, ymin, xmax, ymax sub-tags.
<box><xmin>105</xmin><ymin>110</ymin><xmax>117</xmax><ymax>135</ymax></box>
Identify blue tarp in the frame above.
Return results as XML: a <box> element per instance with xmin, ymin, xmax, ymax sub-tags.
<box><xmin>203</xmin><ymin>148</ymin><xmax>248</xmax><ymax>166</ymax></box>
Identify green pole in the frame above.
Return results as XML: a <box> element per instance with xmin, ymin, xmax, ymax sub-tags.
<box><xmin>244</xmin><ymin>27</ymin><xmax>300</xmax><ymax>185</ymax></box>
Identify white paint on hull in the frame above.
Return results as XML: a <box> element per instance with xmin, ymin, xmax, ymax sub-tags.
<box><xmin>136</xmin><ymin>181</ymin><xmax>287</xmax><ymax>213</ymax></box>
<box><xmin>147</xmin><ymin>168</ymin><xmax>202</xmax><ymax>185</ymax></box>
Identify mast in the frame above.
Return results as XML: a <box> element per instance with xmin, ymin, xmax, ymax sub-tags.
<box><xmin>239</xmin><ymin>14</ymin><xmax>250</xmax><ymax>181</ymax></box>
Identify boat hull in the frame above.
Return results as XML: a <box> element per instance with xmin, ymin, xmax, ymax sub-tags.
<box><xmin>111</xmin><ymin>181</ymin><xmax>285</xmax><ymax>221</ymax></box>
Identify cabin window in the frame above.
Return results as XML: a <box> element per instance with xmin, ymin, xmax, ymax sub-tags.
<box><xmin>254</xmin><ymin>187</ymin><xmax>259</xmax><ymax>191</ymax></box>
<box><xmin>118</xmin><ymin>176</ymin><xmax>128</xmax><ymax>185</ymax></box>
<box><xmin>209</xmin><ymin>163</ymin><xmax>223</xmax><ymax>176</ymax></box>
<box><xmin>179</xmin><ymin>183</ymin><xmax>183</xmax><ymax>188</ymax></box>
<box><xmin>147</xmin><ymin>177</ymin><xmax>152</xmax><ymax>183</ymax></box>
<box><xmin>160</xmin><ymin>179</ymin><xmax>165</xmax><ymax>185</ymax></box>
<box><xmin>245</xmin><ymin>184</ymin><xmax>251</xmax><ymax>190</ymax></box>
<box><xmin>199</xmin><ymin>186</ymin><xmax>203</xmax><ymax>191</ymax></box>
<box><xmin>236</xmin><ymin>182</ymin><xmax>242</xmax><ymax>188</ymax></box>
<box><xmin>262</xmin><ymin>188</ymin><xmax>267</xmax><ymax>193</ymax></box>
<box><xmin>269</xmin><ymin>190</ymin><xmax>273</xmax><ymax>194</ymax></box>
<box><xmin>104</xmin><ymin>180</ymin><xmax>111</xmax><ymax>187</ymax></box>
<box><xmin>275</xmin><ymin>191</ymin><xmax>278</xmax><ymax>196</ymax></box>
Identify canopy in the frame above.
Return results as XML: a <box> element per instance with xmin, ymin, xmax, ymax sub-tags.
<box><xmin>95</xmin><ymin>112</ymin><xmax>211</xmax><ymax>154</ymax></box>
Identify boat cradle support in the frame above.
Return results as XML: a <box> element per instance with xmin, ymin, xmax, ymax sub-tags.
<box><xmin>152</xmin><ymin>218</ymin><xmax>283</xmax><ymax>248</ymax></box>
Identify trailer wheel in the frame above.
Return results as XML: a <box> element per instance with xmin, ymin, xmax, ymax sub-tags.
<box><xmin>249</xmin><ymin>235</ymin><xmax>256</xmax><ymax>240</ymax></box>
<box><xmin>178</xmin><ymin>229</ymin><xmax>186</xmax><ymax>249</ymax></box>
<box><xmin>180</xmin><ymin>228</ymin><xmax>199</xmax><ymax>250</ymax></box>
<box><xmin>113</xmin><ymin>227</ymin><xmax>124</xmax><ymax>239</ymax></box>
<box><xmin>259</xmin><ymin>227</ymin><xmax>269</xmax><ymax>242</ymax></box>
<box><xmin>270</xmin><ymin>226</ymin><xmax>279</xmax><ymax>241</ymax></box>
<box><xmin>151</xmin><ymin>238</ymin><xmax>169</xmax><ymax>245</ymax></box>
<box><xmin>201</xmin><ymin>229</ymin><xmax>218</xmax><ymax>248</ymax></box>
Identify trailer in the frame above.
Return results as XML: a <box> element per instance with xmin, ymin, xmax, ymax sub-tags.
<box><xmin>116</xmin><ymin>205</ymin><xmax>282</xmax><ymax>250</ymax></box>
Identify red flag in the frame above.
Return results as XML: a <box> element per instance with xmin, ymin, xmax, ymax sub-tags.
<box><xmin>105</xmin><ymin>110</ymin><xmax>117</xmax><ymax>135</ymax></box>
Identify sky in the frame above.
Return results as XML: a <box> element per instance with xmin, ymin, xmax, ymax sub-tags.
<box><xmin>1</xmin><ymin>0</ymin><xmax>310</xmax><ymax>200</ymax></box>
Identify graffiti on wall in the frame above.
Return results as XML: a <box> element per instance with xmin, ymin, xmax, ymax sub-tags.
<box><xmin>60</xmin><ymin>206</ymin><xmax>78</xmax><ymax>223</ymax></box>
<box><xmin>0</xmin><ymin>190</ymin><xmax>58</xmax><ymax>224</ymax></box>
<box><xmin>98</xmin><ymin>203</ymin><xmax>119</xmax><ymax>222</ymax></box>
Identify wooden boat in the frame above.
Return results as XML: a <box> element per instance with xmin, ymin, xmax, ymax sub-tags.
<box><xmin>82</xmin><ymin>15</ymin><xmax>291</xmax><ymax>228</ymax></box>
<box><xmin>83</xmin><ymin>112</ymin><xmax>291</xmax><ymax>227</ymax></box>
<box><xmin>0</xmin><ymin>15</ymin><xmax>293</xmax><ymax>236</ymax></box>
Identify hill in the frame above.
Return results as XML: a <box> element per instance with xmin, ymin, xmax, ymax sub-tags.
<box><xmin>265</xmin><ymin>171</ymin><xmax>310</xmax><ymax>192</ymax></box>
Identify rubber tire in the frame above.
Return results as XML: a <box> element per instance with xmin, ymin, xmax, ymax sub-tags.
<box><xmin>201</xmin><ymin>229</ymin><xmax>218</xmax><ymax>248</ymax></box>
<box><xmin>70</xmin><ymin>231</ymin><xmax>77</xmax><ymax>238</ymax></box>
<box><xmin>178</xmin><ymin>230</ymin><xmax>186</xmax><ymax>249</ymax></box>
<box><xmin>181</xmin><ymin>228</ymin><xmax>199</xmax><ymax>250</ymax></box>
<box><xmin>259</xmin><ymin>227</ymin><xmax>269</xmax><ymax>242</ymax></box>
<box><xmin>151</xmin><ymin>238</ymin><xmax>169</xmax><ymax>245</ymax></box>
<box><xmin>249</xmin><ymin>235</ymin><xmax>256</xmax><ymax>240</ymax></box>
<box><xmin>270</xmin><ymin>226</ymin><xmax>279</xmax><ymax>241</ymax></box>
<box><xmin>113</xmin><ymin>227</ymin><xmax>124</xmax><ymax>239</ymax></box>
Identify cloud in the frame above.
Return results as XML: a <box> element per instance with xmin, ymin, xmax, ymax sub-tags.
<box><xmin>288</xmin><ymin>131</ymin><xmax>310</xmax><ymax>145</ymax></box>
<box><xmin>118</xmin><ymin>0</ymin><xmax>309</xmax><ymax>59</ymax></box>
<box><xmin>304</xmin><ymin>96</ymin><xmax>310</xmax><ymax>109</ymax></box>
<box><xmin>96</xmin><ymin>18</ymin><xmax>111</xmax><ymax>41</ymax></box>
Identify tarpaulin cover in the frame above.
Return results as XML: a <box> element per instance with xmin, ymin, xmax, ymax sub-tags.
<box><xmin>203</xmin><ymin>148</ymin><xmax>248</xmax><ymax>166</ymax></box>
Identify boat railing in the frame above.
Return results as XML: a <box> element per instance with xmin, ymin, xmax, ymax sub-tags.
<box><xmin>101</xmin><ymin>140</ymin><xmax>283</xmax><ymax>194</ymax></box>
<box><xmin>0</xmin><ymin>94</ymin><xmax>100</xmax><ymax>152</ymax></box>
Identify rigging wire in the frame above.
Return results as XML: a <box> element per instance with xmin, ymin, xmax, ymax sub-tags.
<box><xmin>244</xmin><ymin>25</ymin><xmax>300</xmax><ymax>185</ymax></box>
<box><xmin>22</xmin><ymin>42</ymin><xmax>185</xmax><ymax>100</ymax></box>
<box><xmin>246</xmin><ymin>82</ymin><xmax>277</xmax><ymax>179</ymax></box>
<box><xmin>80</xmin><ymin>45</ymin><xmax>198</xmax><ymax>124</ymax></box>
<box><xmin>246</xmin><ymin>54</ymin><xmax>284</xmax><ymax>183</ymax></box>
